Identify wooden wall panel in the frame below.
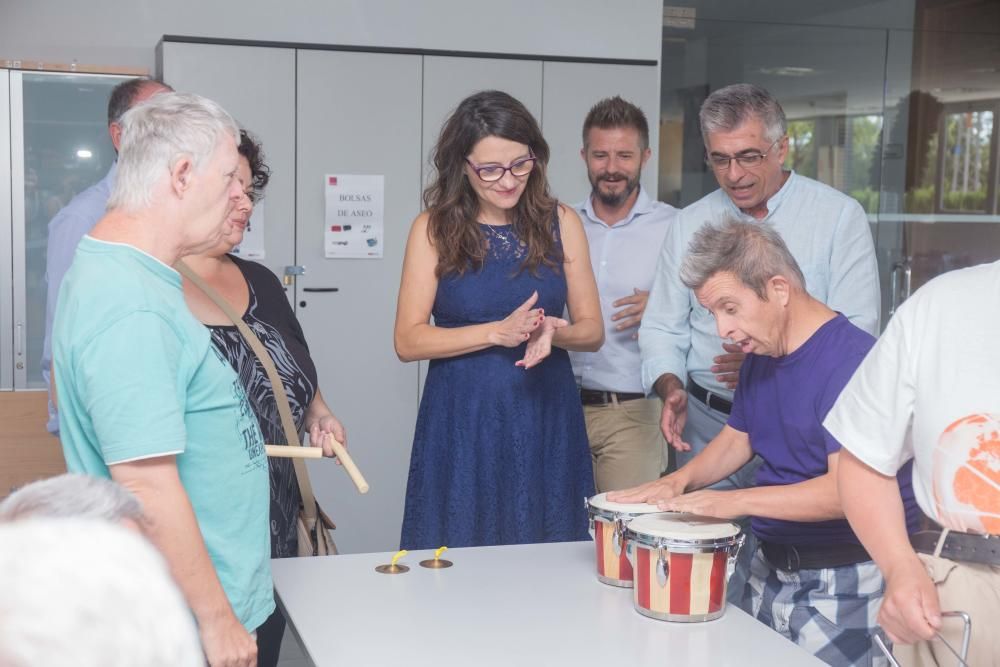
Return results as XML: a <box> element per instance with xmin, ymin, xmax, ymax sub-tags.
<box><xmin>0</xmin><ymin>392</ymin><xmax>65</xmax><ymax>498</ymax></box>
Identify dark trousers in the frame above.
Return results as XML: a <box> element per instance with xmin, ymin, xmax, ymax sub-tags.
<box><xmin>255</xmin><ymin>601</ymin><xmax>285</xmax><ymax>667</ymax></box>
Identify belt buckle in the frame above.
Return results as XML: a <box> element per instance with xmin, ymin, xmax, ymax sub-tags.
<box><xmin>785</xmin><ymin>545</ymin><xmax>801</xmax><ymax>572</ymax></box>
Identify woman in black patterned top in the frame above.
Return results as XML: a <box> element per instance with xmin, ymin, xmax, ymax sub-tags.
<box><xmin>181</xmin><ymin>130</ymin><xmax>346</xmax><ymax>667</ymax></box>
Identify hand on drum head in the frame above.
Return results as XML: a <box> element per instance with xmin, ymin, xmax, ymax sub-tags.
<box><xmin>607</xmin><ymin>474</ymin><xmax>686</xmax><ymax>505</ymax></box>
<box><xmin>658</xmin><ymin>489</ymin><xmax>743</xmax><ymax>519</ymax></box>
<box><xmin>878</xmin><ymin>554</ymin><xmax>942</xmax><ymax>645</ymax></box>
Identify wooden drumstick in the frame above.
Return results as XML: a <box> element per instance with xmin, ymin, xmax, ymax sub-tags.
<box><xmin>265</xmin><ymin>445</ymin><xmax>323</xmax><ymax>459</ymax></box>
<box><xmin>325</xmin><ymin>436</ymin><xmax>370</xmax><ymax>494</ymax></box>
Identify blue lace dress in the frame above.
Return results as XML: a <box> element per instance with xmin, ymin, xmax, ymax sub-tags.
<box><xmin>400</xmin><ymin>221</ymin><xmax>594</xmax><ymax>549</ymax></box>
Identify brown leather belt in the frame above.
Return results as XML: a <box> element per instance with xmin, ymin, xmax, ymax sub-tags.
<box><xmin>911</xmin><ymin>528</ymin><xmax>1000</xmax><ymax>566</ymax></box>
<box><xmin>761</xmin><ymin>540</ymin><xmax>872</xmax><ymax>572</ymax></box>
<box><xmin>580</xmin><ymin>389</ymin><xmax>646</xmax><ymax>406</ymax></box>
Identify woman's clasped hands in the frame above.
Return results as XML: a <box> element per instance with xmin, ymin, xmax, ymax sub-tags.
<box><xmin>487</xmin><ymin>290</ymin><xmax>567</xmax><ymax>369</ymax></box>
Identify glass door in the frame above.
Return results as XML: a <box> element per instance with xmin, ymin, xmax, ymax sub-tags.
<box><xmin>660</xmin><ymin>3</ymin><xmax>1000</xmax><ymax>327</ymax></box>
<box><xmin>658</xmin><ymin>19</ymin><xmax>889</xmax><ymax>212</ymax></box>
<box><xmin>879</xmin><ymin>17</ymin><xmax>1000</xmax><ymax>315</ymax></box>
<box><xmin>1</xmin><ymin>69</ymin><xmax>12</xmax><ymax>390</ymax></box>
<box><xmin>9</xmin><ymin>71</ymin><xmax>132</xmax><ymax>389</ymax></box>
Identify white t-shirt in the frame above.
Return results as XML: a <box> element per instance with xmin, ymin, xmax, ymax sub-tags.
<box><xmin>824</xmin><ymin>260</ymin><xmax>1000</xmax><ymax>536</ymax></box>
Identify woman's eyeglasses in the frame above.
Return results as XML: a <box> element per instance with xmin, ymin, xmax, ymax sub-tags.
<box><xmin>466</xmin><ymin>156</ymin><xmax>537</xmax><ymax>182</ymax></box>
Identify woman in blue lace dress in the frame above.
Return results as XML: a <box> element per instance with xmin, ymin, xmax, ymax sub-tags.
<box><xmin>395</xmin><ymin>90</ymin><xmax>604</xmax><ymax>549</ymax></box>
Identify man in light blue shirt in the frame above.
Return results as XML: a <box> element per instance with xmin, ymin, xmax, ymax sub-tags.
<box><xmin>639</xmin><ymin>84</ymin><xmax>879</xmax><ymax>601</ymax></box>
<box><xmin>41</xmin><ymin>77</ymin><xmax>171</xmax><ymax>434</ymax></box>
<box><xmin>570</xmin><ymin>97</ymin><xmax>678</xmax><ymax>492</ymax></box>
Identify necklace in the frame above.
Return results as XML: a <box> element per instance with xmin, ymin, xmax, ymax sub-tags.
<box><xmin>482</xmin><ymin>222</ymin><xmax>513</xmax><ymax>244</ymax></box>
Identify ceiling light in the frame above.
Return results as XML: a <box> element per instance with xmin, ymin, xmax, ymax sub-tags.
<box><xmin>759</xmin><ymin>66</ymin><xmax>816</xmax><ymax>77</ymax></box>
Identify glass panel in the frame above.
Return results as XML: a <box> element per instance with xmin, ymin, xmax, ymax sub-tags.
<box><xmin>659</xmin><ymin>20</ymin><xmax>889</xmax><ymax>213</ymax></box>
<box><xmin>939</xmin><ymin>110</ymin><xmax>993</xmax><ymax>213</ymax></box>
<box><xmin>19</xmin><ymin>73</ymin><xmax>132</xmax><ymax>388</ymax></box>
<box><xmin>877</xmin><ymin>3</ymin><xmax>1000</xmax><ymax>311</ymax></box>
<box><xmin>661</xmin><ymin>1</ymin><xmax>1000</xmax><ymax>326</ymax></box>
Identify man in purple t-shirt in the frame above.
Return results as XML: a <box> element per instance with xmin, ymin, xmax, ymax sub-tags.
<box><xmin>611</xmin><ymin>219</ymin><xmax>919</xmax><ymax>666</ymax></box>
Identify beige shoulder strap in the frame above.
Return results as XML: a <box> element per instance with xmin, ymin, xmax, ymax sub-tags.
<box><xmin>175</xmin><ymin>259</ymin><xmax>321</xmax><ymax>521</ymax></box>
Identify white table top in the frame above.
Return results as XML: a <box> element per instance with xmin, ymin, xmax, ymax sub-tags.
<box><xmin>271</xmin><ymin>541</ymin><xmax>823</xmax><ymax>666</ymax></box>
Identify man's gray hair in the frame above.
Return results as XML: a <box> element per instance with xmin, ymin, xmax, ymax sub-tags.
<box><xmin>107</xmin><ymin>91</ymin><xmax>239</xmax><ymax>213</ymax></box>
<box><xmin>699</xmin><ymin>84</ymin><xmax>787</xmax><ymax>144</ymax></box>
<box><xmin>680</xmin><ymin>219</ymin><xmax>805</xmax><ymax>299</ymax></box>
<box><xmin>0</xmin><ymin>474</ymin><xmax>143</xmax><ymax>524</ymax></box>
<box><xmin>0</xmin><ymin>519</ymin><xmax>203</xmax><ymax>667</ymax></box>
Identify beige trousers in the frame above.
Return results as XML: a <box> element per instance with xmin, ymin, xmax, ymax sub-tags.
<box><xmin>584</xmin><ymin>396</ymin><xmax>666</xmax><ymax>493</ymax></box>
<box><xmin>890</xmin><ymin>552</ymin><xmax>1000</xmax><ymax>666</ymax></box>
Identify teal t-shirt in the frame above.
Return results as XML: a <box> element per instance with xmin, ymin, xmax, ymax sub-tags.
<box><xmin>53</xmin><ymin>236</ymin><xmax>273</xmax><ymax>631</ymax></box>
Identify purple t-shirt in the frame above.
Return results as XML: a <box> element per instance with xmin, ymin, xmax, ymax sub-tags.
<box><xmin>728</xmin><ymin>314</ymin><xmax>920</xmax><ymax>545</ymax></box>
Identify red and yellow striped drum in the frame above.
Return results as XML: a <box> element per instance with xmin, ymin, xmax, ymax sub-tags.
<box><xmin>624</xmin><ymin>512</ymin><xmax>744</xmax><ymax>622</ymax></box>
<box><xmin>586</xmin><ymin>493</ymin><xmax>661</xmax><ymax>587</ymax></box>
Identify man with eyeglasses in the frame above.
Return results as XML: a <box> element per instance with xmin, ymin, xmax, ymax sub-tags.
<box><xmin>570</xmin><ymin>96</ymin><xmax>678</xmax><ymax>492</ymax></box>
<box><xmin>638</xmin><ymin>83</ymin><xmax>879</xmax><ymax>603</ymax></box>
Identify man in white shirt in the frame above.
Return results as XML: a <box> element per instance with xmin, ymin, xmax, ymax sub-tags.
<box><xmin>570</xmin><ymin>96</ymin><xmax>678</xmax><ymax>492</ymax></box>
<box><xmin>826</xmin><ymin>260</ymin><xmax>1000</xmax><ymax>666</ymax></box>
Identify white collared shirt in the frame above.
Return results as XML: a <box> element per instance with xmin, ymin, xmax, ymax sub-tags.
<box><xmin>570</xmin><ymin>186</ymin><xmax>678</xmax><ymax>393</ymax></box>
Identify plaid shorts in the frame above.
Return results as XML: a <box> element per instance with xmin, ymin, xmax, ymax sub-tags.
<box><xmin>742</xmin><ymin>546</ymin><xmax>888</xmax><ymax>667</ymax></box>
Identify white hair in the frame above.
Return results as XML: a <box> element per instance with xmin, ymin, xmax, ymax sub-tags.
<box><xmin>107</xmin><ymin>91</ymin><xmax>239</xmax><ymax>213</ymax></box>
<box><xmin>0</xmin><ymin>474</ymin><xmax>143</xmax><ymax>523</ymax></box>
<box><xmin>0</xmin><ymin>519</ymin><xmax>204</xmax><ymax>667</ymax></box>
<box><xmin>699</xmin><ymin>83</ymin><xmax>787</xmax><ymax>144</ymax></box>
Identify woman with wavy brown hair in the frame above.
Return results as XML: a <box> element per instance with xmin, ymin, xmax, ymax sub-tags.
<box><xmin>394</xmin><ymin>90</ymin><xmax>603</xmax><ymax>549</ymax></box>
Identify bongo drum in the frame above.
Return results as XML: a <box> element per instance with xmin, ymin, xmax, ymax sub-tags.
<box><xmin>586</xmin><ymin>493</ymin><xmax>661</xmax><ymax>587</ymax></box>
<box><xmin>625</xmin><ymin>512</ymin><xmax>744</xmax><ymax>622</ymax></box>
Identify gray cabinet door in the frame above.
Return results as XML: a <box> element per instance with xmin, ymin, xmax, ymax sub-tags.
<box><xmin>160</xmin><ymin>42</ymin><xmax>296</xmax><ymax>291</ymax></box>
<box><xmin>296</xmin><ymin>50</ymin><xmax>423</xmax><ymax>554</ymax></box>
<box><xmin>541</xmin><ymin>61</ymin><xmax>660</xmax><ymax>208</ymax></box>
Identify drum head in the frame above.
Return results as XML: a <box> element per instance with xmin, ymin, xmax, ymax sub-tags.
<box><xmin>628</xmin><ymin>512</ymin><xmax>740</xmax><ymax>540</ymax></box>
<box><xmin>587</xmin><ymin>492</ymin><xmax>661</xmax><ymax>515</ymax></box>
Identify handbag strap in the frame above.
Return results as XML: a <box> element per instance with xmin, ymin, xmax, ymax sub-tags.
<box><xmin>175</xmin><ymin>259</ymin><xmax>322</xmax><ymax>522</ymax></box>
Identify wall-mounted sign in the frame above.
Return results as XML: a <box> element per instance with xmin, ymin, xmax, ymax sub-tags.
<box><xmin>324</xmin><ymin>174</ymin><xmax>384</xmax><ymax>259</ymax></box>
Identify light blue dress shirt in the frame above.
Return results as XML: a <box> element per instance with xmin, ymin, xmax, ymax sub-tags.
<box><xmin>639</xmin><ymin>171</ymin><xmax>880</xmax><ymax>399</ymax></box>
<box><xmin>570</xmin><ymin>187</ymin><xmax>678</xmax><ymax>393</ymax></box>
<box><xmin>42</xmin><ymin>162</ymin><xmax>115</xmax><ymax>433</ymax></box>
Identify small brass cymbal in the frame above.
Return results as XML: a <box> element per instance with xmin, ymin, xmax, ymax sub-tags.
<box><xmin>419</xmin><ymin>558</ymin><xmax>453</xmax><ymax>569</ymax></box>
<box><xmin>375</xmin><ymin>563</ymin><xmax>410</xmax><ymax>574</ymax></box>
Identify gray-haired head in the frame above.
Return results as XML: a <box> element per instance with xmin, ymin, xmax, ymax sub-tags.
<box><xmin>0</xmin><ymin>519</ymin><xmax>203</xmax><ymax>667</ymax></box>
<box><xmin>107</xmin><ymin>78</ymin><xmax>173</xmax><ymax>127</ymax></box>
<box><xmin>680</xmin><ymin>218</ymin><xmax>805</xmax><ymax>299</ymax></box>
<box><xmin>107</xmin><ymin>91</ymin><xmax>239</xmax><ymax>213</ymax></box>
<box><xmin>699</xmin><ymin>84</ymin><xmax>787</xmax><ymax>144</ymax></box>
<box><xmin>0</xmin><ymin>474</ymin><xmax>143</xmax><ymax>525</ymax></box>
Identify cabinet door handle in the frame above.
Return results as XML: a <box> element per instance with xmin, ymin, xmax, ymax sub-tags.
<box><xmin>302</xmin><ymin>287</ymin><xmax>339</xmax><ymax>293</ymax></box>
<box><xmin>15</xmin><ymin>323</ymin><xmax>23</xmax><ymax>356</ymax></box>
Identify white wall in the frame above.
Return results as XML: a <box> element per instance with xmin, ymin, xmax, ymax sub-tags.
<box><xmin>1</xmin><ymin>0</ymin><xmax>662</xmax><ymax>72</ymax></box>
